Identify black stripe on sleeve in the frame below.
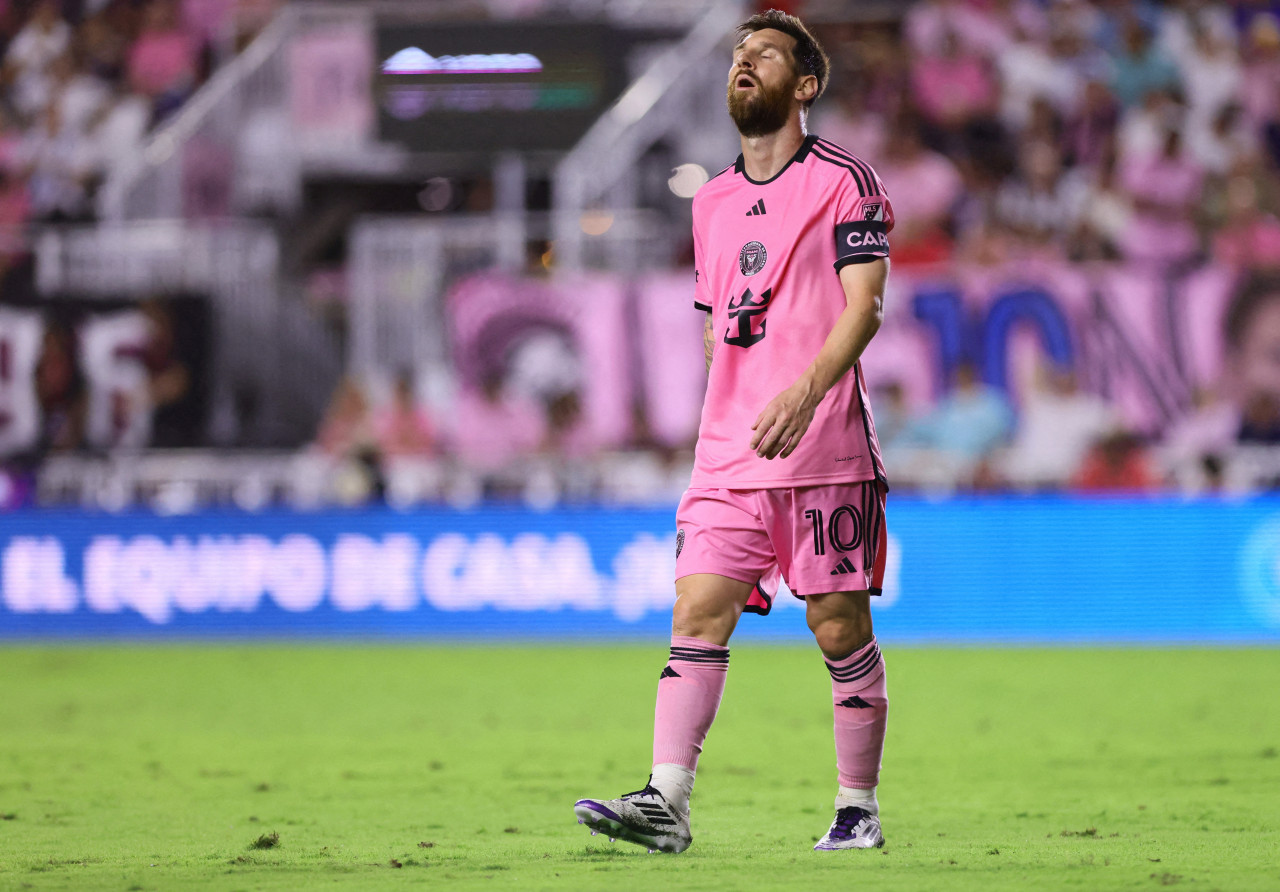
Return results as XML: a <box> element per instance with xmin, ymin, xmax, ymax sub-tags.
<box><xmin>810</xmin><ymin>146</ymin><xmax>868</xmax><ymax>197</ymax></box>
<box><xmin>694</xmin><ymin>300</ymin><xmax>711</xmax><ymax>311</ymax></box>
<box><xmin>815</xmin><ymin>139</ymin><xmax>882</xmax><ymax>197</ymax></box>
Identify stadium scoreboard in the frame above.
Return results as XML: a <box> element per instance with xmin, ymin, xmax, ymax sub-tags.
<box><xmin>375</xmin><ymin>21</ymin><xmax>644</xmax><ymax>153</ymax></box>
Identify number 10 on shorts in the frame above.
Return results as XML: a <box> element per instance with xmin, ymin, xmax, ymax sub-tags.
<box><xmin>803</xmin><ymin>506</ymin><xmax>864</xmax><ymax>556</ymax></box>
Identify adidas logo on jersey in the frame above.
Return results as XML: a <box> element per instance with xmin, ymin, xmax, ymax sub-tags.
<box><xmin>745</xmin><ymin>199</ymin><xmax>766</xmax><ymax>216</ymax></box>
<box><xmin>830</xmin><ymin>557</ymin><xmax>857</xmax><ymax>576</ymax></box>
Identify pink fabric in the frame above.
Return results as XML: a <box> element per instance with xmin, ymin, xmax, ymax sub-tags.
<box><xmin>288</xmin><ymin>29</ymin><xmax>374</xmax><ymax>136</ymax></box>
<box><xmin>1213</xmin><ymin>215</ymin><xmax>1280</xmax><ymax>268</ymax></box>
<box><xmin>691</xmin><ymin>136</ymin><xmax>891</xmax><ymax>488</ymax></box>
<box><xmin>652</xmin><ymin>635</ymin><xmax>729</xmax><ymax>770</ymax></box>
<box><xmin>875</xmin><ymin>151</ymin><xmax>963</xmax><ymax>227</ymax></box>
<box><xmin>910</xmin><ymin>55</ymin><xmax>996</xmax><ymax>126</ymax></box>
<box><xmin>674</xmin><ymin>480</ymin><xmax>886</xmax><ymax>599</ymax></box>
<box><xmin>826</xmin><ymin>636</ymin><xmax>888</xmax><ymax>789</ymax></box>
<box><xmin>1241</xmin><ymin>59</ymin><xmax>1280</xmax><ymax>129</ymax></box>
<box><xmin>636</xmin><ymin>272</ymin><xmax>707</xmax><ymax>448</ymax></box>
<box><xmin>449</xmin><ymin>390</ymin><xmax>544</xmax><ymax>471</ymax></box>
<box><xmin>128</xmin><ymin>30</ymin><xmax>199</xmax><ymax>97</ymax></box>
<box><xmin>182</xmin><ymin>0</ymin><xmax>233</xmax><ymax>42</ymax></box>
<box><xmin>905</xmin><ymin>0</ymin><xmax>1024</xmax><ymax>58</ymax></box>
<box><xmin>1119</xmin><ymin>155</ymin><xmax>1204</xmax><ymax>264</ymax></box>
<box><xmin>374</xmin><ymin>406</ymin><xmax>436</xmax><ymax>457</ymax></box>
<box><xmin>445</xmin><ymin>272</ymin><xmax>634</xmax><ymax>451</ymax></box>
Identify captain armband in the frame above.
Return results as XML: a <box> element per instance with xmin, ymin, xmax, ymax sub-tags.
<box><xmin>834</xmin><ymin>221</ymin><xmax>890</xmax><ymax>270</ymax></box>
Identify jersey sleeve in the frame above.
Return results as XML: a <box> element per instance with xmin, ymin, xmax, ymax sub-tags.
<box><xmin>832</xmin><ymin>171</ymin><xmax>895</xmax><ymax>271</ymax></box>
<box><xmin>692</xmin><ymin>203</ymin><xmax>713</xmax><ymax>312</ymax></box>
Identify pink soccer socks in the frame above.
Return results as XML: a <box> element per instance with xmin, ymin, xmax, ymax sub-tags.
<box><xmin>650</xmin><ymin>635</ymin><xmax>729</xmax><ymax>807</ymax></box>
<box><xmin>825</xmin><ymin>636</ymin><xmax>888</xmax><ymax>793</ymax></box>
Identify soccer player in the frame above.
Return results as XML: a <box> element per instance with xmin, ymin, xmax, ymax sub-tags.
<box><xmin>574</xmin><ymin>9</ymin><xmax>894</xmax><ymax>853</ymax></box>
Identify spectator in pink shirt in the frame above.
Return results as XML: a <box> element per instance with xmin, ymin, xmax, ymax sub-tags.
<box><xmin>1119</xmin><ymin>127</ymin><xmax>1205</xmax><ymax>267</ymax></box>
<box><xmin>873</xmin><ymin>115</ymin><xmax>964</xmax><ymax>264</ymax></box>
<box><xmin>373</xmin><ymin>372</ymin><xmax>437</xmax><ymax>459</ymax></box>
<box><xmin>449</xmin><ymin>371</ymin><xmax>545</xmax><ymax>474</ymax></box>
<box><xmin>1212</xmin><ymin>174</ymin><xmax>1280</xmax><ymax>269</ymax></box>
<box><xmin>127</xmin><ymin>0</ymin><xmax>201</xmax><ymax>115</ymax></box>
<box><xmin>905</xmin><ymin>0</ymin><xmax>1040</xmax><ymax>60</ymax></box>
<box><xmin>910</xmin><ymin>29</ymin><xmax>998</xmax><ymax>134</ymax></box>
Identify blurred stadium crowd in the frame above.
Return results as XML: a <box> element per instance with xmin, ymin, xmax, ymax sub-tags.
<box><xmin>2</xmin><ymin>0</ymin><xmax>1280</xmax><ymax>510</ymax></box>
<box><xmin>0</xmin><ymin>0</ymin><xmax>276</xmax><ymax>235</ymax></box>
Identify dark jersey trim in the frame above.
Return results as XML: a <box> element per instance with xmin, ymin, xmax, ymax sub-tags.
<box><xmin>707</xmin><ymin>162</ymin><xmax>735</xmax><ymax>182</ymax></box>
<box><xmin>811</xmin><ymin>145</ymin><xmax>883</xmax><ymax>198</ymax></box>
<box><xmin>733</xmin><ymin>134</ymin><xmax>817</xmax><ymax>186</ymax></box>
<box><xmin>815</xmin><ymin>138</ymin><xmax>881</xmax><ymax>196</ymax></box>
<box><xmin>743</xmin><ymin>580</ymin><xmax>774</xmax><ymax>616</ymax></box>
<box><xmin>811</xmin><ymin>145</ymin><xmax>869</xmax><ymax>196</ymax></box>
<box><xmin>693</xmin><ymin>300</ymin><xmax>711</xmax><ymax>312</ymax></box>
<box><xmin>853</xmin><ymin>363</ymin><xmax>886</xmax><ymax>485</ymax></box>
<box><xmin>834</xmin><ymin>254</ymin><xmax>882</xmax><ymax>271</ymax></box>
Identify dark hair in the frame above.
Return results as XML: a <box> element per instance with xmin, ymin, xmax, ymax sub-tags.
<box><xmin>735</xmin><ymin>9</ymin><xmax>830</xmax><ymax>108</ymax></box>
<box><xmin>1225</xmin><ymin>271</ymin><xmax>1280</xmax><ymax>348</ymax></box>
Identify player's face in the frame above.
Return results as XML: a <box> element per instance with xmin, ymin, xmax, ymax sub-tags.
<box><xmin>727</xmin><ymin>28</ymin><xmax>802</xmax><ymax>137</ymax></box>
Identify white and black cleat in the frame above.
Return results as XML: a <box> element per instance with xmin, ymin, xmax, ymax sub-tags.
<box><xmin>573</xmin><ymin>782</ymin><xmax>692</xmax><ymax>854</ymax></box>
<box><xmin>813</xmin><ymin>806</ymin><xmax>885</xmax><ymax>850</ymax></box>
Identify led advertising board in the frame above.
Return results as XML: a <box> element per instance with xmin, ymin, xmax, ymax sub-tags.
<box><xmin>374</xmin><ymin>22</ymin><xmax>633</xmax><ymax>153</ymax></box>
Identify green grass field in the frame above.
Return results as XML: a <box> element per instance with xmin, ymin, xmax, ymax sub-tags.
<box><xmin>1</xmin><ymin>644</ymin><xmax>1277</xmax><ymax>891</ymax></box>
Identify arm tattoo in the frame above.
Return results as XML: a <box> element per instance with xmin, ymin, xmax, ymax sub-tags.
<box><xmin>703</xmin><ymin>311</ymin><xmax>714</xmax><ymax>372</ymax></box>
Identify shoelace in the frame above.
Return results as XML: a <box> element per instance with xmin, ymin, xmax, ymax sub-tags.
<box><xmin>830</xmin><ymin>806</ymin><xmax>870</xmax><ymax>838</ymax></box>
<box><xmin>621</xmin><ymin>784</ymin><xmax>665</xmax><ymax>802</ymax></box>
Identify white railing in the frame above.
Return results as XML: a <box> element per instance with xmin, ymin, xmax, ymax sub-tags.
<box><xmin>553</xmin><ymin>0</ymin><xmax>743</xmax><ymax>269</ymax></box>
<box><xmin>98</xmin><ymin>0</ymin><xmax>731</xmax><ymax>223</ymax></box>
<box><xmin>347</xmin><ymin>209</ymin><xmax>678</xmax><ymax>382</ymax></box>
<box><xmin>35</xmin><ymin>222</ymin><xmax>341</xmax><ymax>447</ymax></box>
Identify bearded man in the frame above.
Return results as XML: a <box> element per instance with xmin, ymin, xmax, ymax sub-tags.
<box><xmin>574</xmin><ymin>9</ymin><xmax>896</xmax><ymax>854</ymax></box>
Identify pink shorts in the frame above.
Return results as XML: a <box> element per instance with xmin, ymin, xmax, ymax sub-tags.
<box><xmin>674</xmin><ymin>480</ymin><xmax>888</xmax><ymax>616</ymax></box>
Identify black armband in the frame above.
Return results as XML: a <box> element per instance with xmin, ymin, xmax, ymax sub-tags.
<box><xmin>834</xmin><ymin>220</ymin><xmax>890</xmax><ymax>269</ymax></box>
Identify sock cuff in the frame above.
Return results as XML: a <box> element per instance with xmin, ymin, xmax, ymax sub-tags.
<box><xmin>824</xmin><ymin>636</ymin><xmax>881</xmax><ymax>683</ymax></box>
<box><xmin>669</xmin><ymin>635</ymin><xmax>729</xmax><ymax>667</ymax></box>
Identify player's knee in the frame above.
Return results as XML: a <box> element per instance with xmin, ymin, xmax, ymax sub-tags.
<box><xmin>808</xmin><ymin>615</ymin><xmax>869</xmax><ymax>659</ymax></box>
<box><xmin>671</xmin><ymin>590</ymin><xmax>736</xmax><ymax>643</ymax></box>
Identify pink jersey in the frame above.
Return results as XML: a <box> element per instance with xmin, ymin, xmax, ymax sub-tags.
<box><xmin>690</xmin><ymin>134</ymin><xmax>894</xmax><ymax>489</ymax></box>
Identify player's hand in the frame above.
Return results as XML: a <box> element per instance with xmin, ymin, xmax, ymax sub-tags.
<box><xmin>750</xmin><ymin>381</ymin><xmax>820</xmax><ymax>460</ymax></box>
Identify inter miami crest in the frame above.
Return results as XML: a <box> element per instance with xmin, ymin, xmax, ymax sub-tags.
<box><xmin>739</xmin><ymin>240</ymin><xmax>767</xmax><ymax>276</ymax></box>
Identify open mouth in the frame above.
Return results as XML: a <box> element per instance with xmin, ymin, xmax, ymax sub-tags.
<box><xmin>735</xmin><ymin>75</ymin><xmax>757</xmax><ymax>90</ymax></box>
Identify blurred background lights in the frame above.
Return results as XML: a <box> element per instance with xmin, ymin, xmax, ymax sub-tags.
<box><xmin>417</xmin><ymin>177</ymin><xmax>455</xmax><ymax>213</ymax></box>
<box><xmin>667</xmin><ymin>163</ymin><xmax>708</xmax><ymax>198</ymax></box>
<box><xmin>579</xmin><ymin>210</ymin><xmax>614</xmax><ymax>236</ymax></box>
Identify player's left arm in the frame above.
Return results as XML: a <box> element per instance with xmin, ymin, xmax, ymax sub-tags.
<box><xmin>750</xmin><ymin>258</ymin><xmax>888</xmax><ymax>460</ymax></box>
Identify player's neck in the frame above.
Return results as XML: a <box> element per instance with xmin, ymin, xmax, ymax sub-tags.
<box><xmin>739</xmin><ymin>118</ymin><xmax>807</xmax><ymax>182</ymax></box>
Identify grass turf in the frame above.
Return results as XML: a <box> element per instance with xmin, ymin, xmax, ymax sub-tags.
<box><xmin>0</xmin><ymin>645</ymin><xmax>1277</xmax><ymax>891</ymax></box>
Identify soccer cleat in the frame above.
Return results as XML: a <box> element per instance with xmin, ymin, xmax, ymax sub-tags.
<box><xmin>573</xmin><ymin>783</ymin><xmax>692</xmax><ymax>853</ymax></box>
<box><xmin>813</xmin><ymin>806</ymin><xmax>885</xmax><ymax>850</ymax></box>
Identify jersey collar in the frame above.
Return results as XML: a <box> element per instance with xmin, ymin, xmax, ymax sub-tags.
<box><xmin>733</xmin><ymin>133</ymin><xmax>818</xmax><ymax>186</ymax></box>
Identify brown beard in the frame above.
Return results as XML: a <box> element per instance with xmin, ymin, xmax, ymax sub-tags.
<box><xmin>727</xmin><ymin>74</ymin><xmax>796</xmax><ymax>138</ymax></box>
